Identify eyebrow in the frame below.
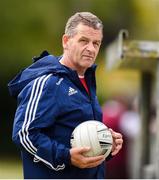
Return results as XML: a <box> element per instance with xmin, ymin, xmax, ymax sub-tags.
<box><xmin>79</xmin><ymin>36</ymin><xmax>89</xmax><ymax>40</ymax></box>
<box><xmin>79</xmin><ymin>36</ymin><xmax>101</xmax><ymax>43</ymax></box>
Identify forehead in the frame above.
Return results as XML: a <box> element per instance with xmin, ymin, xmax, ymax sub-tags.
<box><xmin>74</xmin><ymin>23</ymin><xmax>103</xmax><ymax>40</ymax></box>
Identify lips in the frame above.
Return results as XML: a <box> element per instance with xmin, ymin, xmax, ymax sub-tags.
<box><xmin>82</xmin><ymin>55</ymin><xmax>94</xmax><ymax>59</ymax></box>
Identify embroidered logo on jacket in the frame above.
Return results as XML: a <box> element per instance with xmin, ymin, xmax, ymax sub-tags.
<box><xmin>68</xmin><ymin>87</ymin><xmax>78</xmax><ymax>96</ymax></box>
<box><xmin>56</xmin><ymin>78</ymin><xmax>64</xmax><ymax>85</ymax></box>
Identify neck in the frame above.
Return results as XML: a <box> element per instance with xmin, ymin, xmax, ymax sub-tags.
<box><xmin>59</xmin><ymin>55</ymin><xmax>86</xmax><ymax>76</ymax></box>
<box><xmin>78</xmin><ymin>75</ymin><xmax>84</xmax><ymax>78</ymax></box>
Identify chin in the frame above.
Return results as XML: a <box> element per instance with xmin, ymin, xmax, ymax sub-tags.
<box><xmin>79</xmin><ymin>59</ymin><xmax>95</xmax><ymax>69</ymax></box>
<box><xmin>81</xmin><ymin>63</ymin><xmax>93</xmax><ymax>69</ymax></box>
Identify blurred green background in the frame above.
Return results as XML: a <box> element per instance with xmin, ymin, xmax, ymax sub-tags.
<box><xmin>0</xmin><ymin>0</ymin><xmax>159</xmax><ymax>178</ymax></box>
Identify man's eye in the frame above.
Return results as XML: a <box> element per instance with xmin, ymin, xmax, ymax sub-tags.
<box><xmin>94</xmin><ymin>42</ymin><xmax>100</xmax><ymax>47</ymax></box>
<box><xmin>80</xmin><ymin>39</ymin><xmax>87</xmax><ymax>43</ymax></box>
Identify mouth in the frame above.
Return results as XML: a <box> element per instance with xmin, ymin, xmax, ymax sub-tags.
<box><xmin>82</xmin><ymin>55</ymin><xmax>94</xmax><ymax>59</ymax></box>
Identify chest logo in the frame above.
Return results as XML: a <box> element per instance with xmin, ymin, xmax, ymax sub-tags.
<box><xmin>56</xmin><ymin>78</ymin><xmax>64</xmax><ymax>85</ymax></box>
<box><xmin>68</xmin><ymin>87</ymin><xmax>78</xmax><ymax>96</ymax></box>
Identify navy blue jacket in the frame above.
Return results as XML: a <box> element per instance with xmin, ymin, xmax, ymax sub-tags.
<box><xmin>8</xmin><ymin>52</ymin><xmax>105</xmax><ymax>179</ymax></box>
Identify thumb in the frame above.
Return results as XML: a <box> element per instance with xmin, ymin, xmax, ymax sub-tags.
<box><xmin>78</xmin><ymin>147</ymin><xmax>91</xmax><ymax>153</ymax></box>
<box><xmin>109</xmin><ymin>128</ymin><xmax>115</xmax><ymax>137</ymax></box>
<box><xmin>109</xmin><ymin>128</ymin><xmax>113</xmax><ymax>133</ymax></box>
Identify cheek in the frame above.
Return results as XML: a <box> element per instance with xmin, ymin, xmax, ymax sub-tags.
<box><xmin>95</xmin><ymin>48</ymin><xmax>100</xmax><ymax>56</ymax></box>
<box><xmin>73</xmin><ymin>45</ymin><xmax>82</xmax><ymax>56</ymax></box>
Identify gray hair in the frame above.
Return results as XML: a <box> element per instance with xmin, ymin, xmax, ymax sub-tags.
<box><xmin>65</xmin><ymin>12</ymin><xmax>103</xmax><ymax>37</ymax></box>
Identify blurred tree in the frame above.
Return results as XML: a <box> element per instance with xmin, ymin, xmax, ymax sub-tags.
<box><xmin>131</xmin><ymin>0</ymin><xmax>159</xmax><ymax>40</ymax></box>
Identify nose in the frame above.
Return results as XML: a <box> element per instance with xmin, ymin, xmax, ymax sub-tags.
<box><xmin>86</xmin><ymin>42</ymin><xmax>95</xmax><ymax>52</ymax></box>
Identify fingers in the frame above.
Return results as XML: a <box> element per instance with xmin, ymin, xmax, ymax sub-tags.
<box><xmin>109</xmin><ymin>128</ymin><xmax>122</xmax><ymax>139</ymax></box>
<box><xmin>109</xmin><ymin>129</ymin><xmax>123</xmax><ymax>156</ymax></box>
<box><xmin>77</xmin><ymin>147</ymin><xmax>91</xmax><ymax>153</ymax></box>
<box><xmin>84</xmin><ymin>155</ymin><xmax>105</xmax><ymax>164</ymax></box>
<box><xmin>111</xmin><ymin>141</ymin><xmax>123</xmax><ymax>156</ymax></box>
<box><xmin>83</xmin><ymin>156</ymin><xmax>105</xmax><ymax>168</ymax></box>
<box><xmin>70</xmin><ymin>147</ymin><xmax>105</xmax><ymax>169</ymax></box>
<box><xmin>79</xmin><ymin>155</ymin><xmax>105</xmax><ymax>168</ymax></box>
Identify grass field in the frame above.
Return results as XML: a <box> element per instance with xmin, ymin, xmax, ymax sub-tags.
<box><xmin>0</xmin><ymin>157</ymin><xmax>23</xmax><ymax>179</ymax></box>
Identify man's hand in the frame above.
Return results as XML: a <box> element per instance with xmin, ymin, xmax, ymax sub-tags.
<box><xmin>70</xmin><ymin>147</ymin><xmax>105</xmax><ymax>168</ymax></box>
<box><xmin>109</xmin><ymin>129</ymin><xmax>123</xmax><ymax>156</ymax></box>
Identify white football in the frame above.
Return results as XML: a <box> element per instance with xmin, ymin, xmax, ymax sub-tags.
<box><xmin>70</xmin><ymin>120</ymin><xmax>113</xmax><ymax>158</ymax></box>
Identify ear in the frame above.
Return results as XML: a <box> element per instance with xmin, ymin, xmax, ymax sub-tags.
<box><xmin>62</xmin><ymin>34</ymin><xmax>70</xmax><ymax>50</ymax></box>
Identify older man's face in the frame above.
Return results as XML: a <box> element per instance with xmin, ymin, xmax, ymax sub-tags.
<box><xmin>64</xmin><ymin>23</ymin><xmax>102</xmax><ymax>74</ymax></box>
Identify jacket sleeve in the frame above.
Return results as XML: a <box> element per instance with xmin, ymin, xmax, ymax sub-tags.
<box><xmin>12</xmin><ymin>74</ymin><xmax>70</xmax><ymax>171</ymax></box>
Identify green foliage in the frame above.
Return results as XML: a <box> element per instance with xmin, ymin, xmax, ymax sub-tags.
<box><xmin>0</xmin><ymin>157</ymin><xmax>22</xmax><ymax>178</ymax></box>
<box><xmin>0</xmin><ymin>0</ymin><xmax>135</xmax><ymax>75</ymax></box>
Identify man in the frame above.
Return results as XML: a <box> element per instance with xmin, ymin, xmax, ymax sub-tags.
<box><xmin>8</xmin><ymin>12</ymin><xmax>123</xmax><ymax>179</ymax></box>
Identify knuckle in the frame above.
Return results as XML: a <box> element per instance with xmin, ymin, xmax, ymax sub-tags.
<box><xmin>80</xmin><ymin>165</ymin><xmax>85</xmax><ymax>169</ymax></box>
<box><xmin>81</xmin><ymin>163</ymin><xmax>87</xmax><ymax>169</ymax></box>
